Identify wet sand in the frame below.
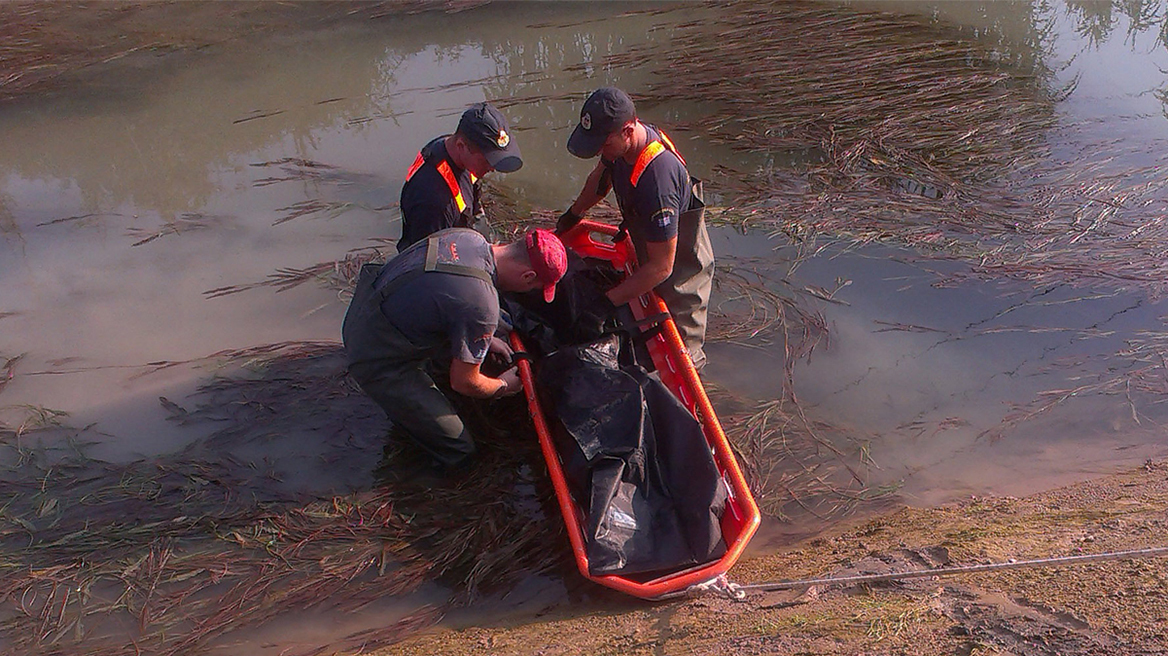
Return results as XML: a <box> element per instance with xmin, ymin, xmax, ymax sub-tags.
<box><xmin>387</xmin><ymin>462</ymin><xmax>1168</xmax><ymax>655</ymax></box>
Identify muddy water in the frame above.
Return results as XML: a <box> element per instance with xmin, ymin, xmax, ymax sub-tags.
<box><xmin>1</xmin><ymin>0</ymin><xmax>1167</xmax><ymax>648</ymax></box>
<box><xmin>0</xmin><ymin>2</ymin><xmax>684</xmax><ymax>462</ymax></box>
<box><xmin>735</xmin><ymin>0</ymin><xmax>1168</xmax><ymax>508</ymax></box>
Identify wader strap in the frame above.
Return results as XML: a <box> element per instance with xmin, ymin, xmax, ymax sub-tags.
<box><xmin>618</xmin><ymin>128</ymin><xmax>692</xmax><ymax>241</ymax></box>
<box><xmin>629</xmin><ymin>141</ymin><xmax>667</xmax><ymax>187</ymax></box>
<box><xmin>436</xmin><ymin>161</ymin><xmax>467</xmax><ymax>213</ymax></box>
<box><xmin>405</xmin><ymin>147</ymin><xmax>473</xmax><ymax>213</ymax></box>
<box><xmin>405</xmin><ymin>151</ymin><xmax>425</xmax><ymax>181</ymax></box>
<box><xmin>628</xmin><ymin>125</ymin><xmax>686</xmax><ymax>188</ymax></box>
<box><xmin>656</xmin><ymin>128</ymin><xmax>686</xmax><ymax>166</ymax></box>
<box><xmin>422</xmin><ymin>234</ymin><xmax>493</xmax><ymax>283</ymax></box>
<box><xmin>377</xmin><ymin>234</ymin><xmax>493</xmax><ymax>301</ymax></box>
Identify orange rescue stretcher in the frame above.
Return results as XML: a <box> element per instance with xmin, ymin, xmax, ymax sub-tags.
<box><xmin>508</xmin><ymin>219</ymin><xmax>760</xmax><ymax>600</ymax></box>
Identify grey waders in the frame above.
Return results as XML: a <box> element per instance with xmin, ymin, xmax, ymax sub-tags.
<box><xmin>342</xmin><ymin>234</ymin><xmax>495</xmax><ymax>471</ymax></box>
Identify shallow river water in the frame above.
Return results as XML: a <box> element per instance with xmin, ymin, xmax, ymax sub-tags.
<box><xmin>1</xmin><ymin>0</ymin><xmax>1167</xmax><ymax>650</ymax></box>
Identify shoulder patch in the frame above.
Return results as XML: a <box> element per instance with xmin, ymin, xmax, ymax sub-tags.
<box><xmin>471</xmin><ymin>332</ymin><xmax>492</xmax><ymax>361</ymax></box>
<box><xmin>651</xmin><ymin>207</ymin><xmax>677</xmax><ymax>229</ymax></box>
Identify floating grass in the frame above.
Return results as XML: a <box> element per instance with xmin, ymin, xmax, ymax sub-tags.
<box><xmin>11</xmin><ymin>1</ymin><xmax>1166</xmax><ymax>653</ymax></box>
<box><xmin>599</xmin><ymin>0</ymin><xmax>1168</xmax><ymax>298</ymax></box>
<box><xmin>250</xmin><ymin>158</ymin><xmax>381</xmax><ymax>189</ymax></box>
<box><xmin>0</xmin><ymin>1</ymin><xmax>493</xmax><ymax>103</ymax></box>
<box><xmin>203</xmin><ymin>247</ymin><xmax>389</xmax><ymax>299</ymax></box>
<box><xmin>0</xmin><ymin>343</ymin><xmax>567</xmax><ymax>655</ymax></box>
<box><xmin>0</xmin><ymin>305</ymin><xmax>874</xmax><ymax>655</ymax></box>
<box><xmin>126</xmin><ymin>213</ymin><xmax>229</xmax><ymax>247</ymax></box>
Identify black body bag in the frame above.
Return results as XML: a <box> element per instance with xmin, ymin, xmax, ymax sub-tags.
<box><xmin>504</xmin><ymin>254</ymin><xmax>727</xmax><ymax>577</ymax></box>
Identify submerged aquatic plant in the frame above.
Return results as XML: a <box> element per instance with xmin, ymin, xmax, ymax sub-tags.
<box><xmin>0</xmin><ymin>343</ymin><xmax>567</xmax><ymax>656</ymax></box>
<box><xmin>15</xmin><ymin>1</ymin><xmax>1166</xmax><ymax>653</ymax></box>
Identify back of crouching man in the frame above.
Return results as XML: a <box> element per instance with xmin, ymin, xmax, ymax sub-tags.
<box><xmin>343</xmin><ymin>228</ymin><xmax>567</xmax><ymax>475</ymax></box>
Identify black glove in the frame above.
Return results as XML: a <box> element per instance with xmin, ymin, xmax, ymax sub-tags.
<box><xmin>494</xmin><ymin>367</ymin><xmax>522</xmax><ymax>398</ymax></box>
<box><xmin>556</xmin><ymin>209</ymin><xmax>582</xmax><ymax>236</ymax></box>
<box><xmin>593</xmin><ymin>291</ymin><xmax>622</xmax><ymax>328</ymax></box>
<box><xmin>485</xmin><ymin>335</ymin><xmax>514</xmax><ymax>370</ymax></box>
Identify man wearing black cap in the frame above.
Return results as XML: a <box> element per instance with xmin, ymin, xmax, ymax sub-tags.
<box><xmin>557</xmin><ymin>87</ymin><xmax>714</xmax><ymax>369</ymax></box>
<box><xmin>398</xmin><ymin>102</ymin><xmax>523</xmax><ymax>253</ymax></box>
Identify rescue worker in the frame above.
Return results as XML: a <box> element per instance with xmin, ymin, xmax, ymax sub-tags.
<box><xmin>398</xmin><ymin>102</ymin><xmax>522</xmax><ymax>252</ymax></box>
<box><xmin>556</xmin><ymin>87</ymin><xmax>714</xmax><ymax>369</ymax></box>
<box><xmin>343</xmin><ymin>227</ymin><xmax>567</xmax><ymax>473</ymax></box>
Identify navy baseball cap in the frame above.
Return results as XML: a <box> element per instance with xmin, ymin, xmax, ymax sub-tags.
<box><xmin>457</xmin><ymin>102</ymin><xmax>523</xmax><ymax>173</ymax></box>
<box><xmin>567</xmin><ymin>87</ymin><xmax>637</xmax><ymax>159</ymax></box>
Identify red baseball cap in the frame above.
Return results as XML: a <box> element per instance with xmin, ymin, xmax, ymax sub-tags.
<box><xmin>525</xmin><ymin>228</ymin><xmax>568</xmax><ymax>303</ymax></box>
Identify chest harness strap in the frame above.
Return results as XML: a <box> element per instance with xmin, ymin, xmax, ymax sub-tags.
<box><xmin>405</xmin><ymin>149</ymin><xmax>478</xmax><ymax>214</ymax></box>
<box><xmin>618</xmin><ymin>126</ymin><xmax>688</xmax><ymax>242</ymax></box>
<box><xmin>628</xmin><ymin>125</ymin><xmax>687</xmax><ymax>187</ymax></box>
<box><xmin>376</xmin><ymin>232</ymin><xmax>493</xmax><ymax>301</ymax></box>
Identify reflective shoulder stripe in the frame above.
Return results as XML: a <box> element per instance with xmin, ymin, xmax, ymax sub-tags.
<box><xmin>629</xmin><ymin>140</ymin><xmax>667</xmax><ymax>187</ymax></box>
<box><xmin>469</xmin><ymin>172</ymin><xmax>478</xmax><ymax>184</ymax></box>
<box><xmin>656</xmin><ymin>129</ymin><xmax>686</xmax><ymax>166</ymax></box>
<box><xmin>436</xmin><ymin>160</ymin><xmax>467</xmax><ymax>213</ymax></box>
<box><xmin>405</xmin><ymin>151</ymin><xmax>425</xmax><ymax>182</ymax></box>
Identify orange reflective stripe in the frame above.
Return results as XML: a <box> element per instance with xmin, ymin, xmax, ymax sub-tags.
<box><xmin>407</xmin><ymin>151</ymin><xmax>468</xmax><ymax>213</ymax></box>
<box><xmin>436</xmin><ymin>160</ymin><xmax>467</xmax><ymax>213</ymax></box>
<box><xmin>405</xmin><ymin>151</ymin><xmax>425</xmax><ymax>182</ymax></box>
<box><xmin>629</xmin><ymin>140</ymin><xmax>666</xmax><ymax>187</ymax></box>
<box><xmin>656</xmin><ymin>129</ymin><xmax>686</xmax><ymax>166</ymax></box>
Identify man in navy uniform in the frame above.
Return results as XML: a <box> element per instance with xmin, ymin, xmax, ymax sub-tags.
<box><xmin>556</xmin><ymin>87</ymin><xmax>714</xmax><ymax>369</ymax></box>
<box><xmin>343</xmin><ymin>227</ymin><xmax>567</xmax><ymax>473</ymax></box>
<box><xmin>398</xmin><ymin>102</ymin><xmax>522</xmax><ymax>252</ymax></box>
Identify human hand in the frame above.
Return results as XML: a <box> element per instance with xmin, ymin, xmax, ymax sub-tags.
<box><xmin>494</xmin><ymin>367</ymin><xmax>522</xmax><ymax>397</ymax></box>
<box><xmin>600</xmin><ymin>290</ymin><xmax>622</xmax><ymax>318</ymax></box>
<box><xmin>486</xmin><ymin>335</ymin><xmax>514</xmax><ymax>369</ymax></box>
<box><xmin>555</xmin><ymin>209</ymin><xmax>582</xmax><ymax>236</ymax></box>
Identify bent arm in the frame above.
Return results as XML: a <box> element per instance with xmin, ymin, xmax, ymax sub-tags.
<box><xmin>567</xmin><ymin>161</ymin><xmax>611</xmax><ymax>217</ymax></box>
<box><xmin>605</xmin><ymin>237</ymin><xmax>676</xmax><ymax>307</ymax></box>
<box><xmin>448</xmin><ymin>358</ymin><xmax>508</xmax><ymax>399</ymax></box>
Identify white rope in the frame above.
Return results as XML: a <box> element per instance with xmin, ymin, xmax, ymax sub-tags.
<box><xmin>712</xmin><ymin>545</ymin><xmax>1168</xmax><ymax>599</ymax></box>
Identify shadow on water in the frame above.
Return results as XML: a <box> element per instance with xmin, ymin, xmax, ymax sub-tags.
<box><xmin>0</xmin><ymin>342</ymin><xmax>591</xmax><ymax>655</ymax></box>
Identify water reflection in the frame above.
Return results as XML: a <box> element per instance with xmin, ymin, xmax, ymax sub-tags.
<box><xmin>0</xmin><ymin>3</ymin><xmax>713</xmax><ymax>468</ymax></box>
<box><xmin>1065</xmin><ymin>0</ymin><xmax>1167</xmax><ymax>47</ymax></box>
<box><xmin>1</xmin><ymin>1</ymin><xmax>1168</xmax><ymax>653</ymax></box>
<box><xmin>0</xmin><ymin>0</ymin><xmax>1164</xmax><ymax>566</ymax></box>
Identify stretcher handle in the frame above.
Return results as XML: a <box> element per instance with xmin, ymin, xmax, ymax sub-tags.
<box><xmin>559</xmin><ymin>219</ymin><xmax>633</xmax><ymax>270</ymax></box>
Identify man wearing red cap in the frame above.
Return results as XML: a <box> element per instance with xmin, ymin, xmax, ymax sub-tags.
<box><xmin>398</xmin><ymin>102</ymin><xmax>523</xmax><ymax>253</ymax></box>
<box><xmin>343</xmin><ymin>227</ymin><xmax>567</xmax><ymax>473</ymax></box>
<box><xmin>557</xmin><ymin>87</ymin><xmax>714</xmax><ymax>369</ymax></box>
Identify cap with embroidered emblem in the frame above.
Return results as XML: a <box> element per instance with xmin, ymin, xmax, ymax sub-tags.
<box><xmin>567</xmin><ymin>87</ymin><xmax>637</xmax><ymax>159</ymax></box>
<box><xmin>457</xmin><ymin>102</ymin><xmax>523</xmax><ymax>173</ymax></box>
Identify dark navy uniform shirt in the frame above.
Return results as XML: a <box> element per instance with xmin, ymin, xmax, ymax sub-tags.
<box><xmin>398</xmin><ymin>136</ymin><xmax>482</xmax><ymax>253</ymax></box>
<box><xmin>375</xmin><ymin>229</ymin><xmax>498</xmax><ymax>364</ymax></box>
<box><xmin>604</xmin><ymin>124</ymin><xmax>693</xmax><ymax>243</ymax></box>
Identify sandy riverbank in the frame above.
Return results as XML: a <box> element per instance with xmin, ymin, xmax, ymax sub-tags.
<box><xmin>386</xmin><ymin>462</ymin><xmax>1168</xmax><ymax>655</ymax></box>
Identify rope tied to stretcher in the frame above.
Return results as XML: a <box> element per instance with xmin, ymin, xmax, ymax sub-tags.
<box><xmin>689</xmin><ymin>545</ymin><xmax>1168</xmax><ymax>601</ymax></box>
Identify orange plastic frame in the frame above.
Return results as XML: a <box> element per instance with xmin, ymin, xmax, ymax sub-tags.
<box><xmin>508</xmin><ymin>219</ymin><xmax>760</xmax><ymax>600</ymax></box>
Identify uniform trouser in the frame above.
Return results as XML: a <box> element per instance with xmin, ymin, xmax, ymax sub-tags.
<box><xmin>631</xmin><ymin>202</ymin><xmax>713</xmax><ymax>370</ymax></box>
<box><xmin>342</xmin><ymin>265</ymin><xmax>475</xmax><ymax>469</ymax></box>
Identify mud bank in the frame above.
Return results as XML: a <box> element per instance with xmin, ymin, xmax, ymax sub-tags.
<box><xmin>387</xmin><ymin>463</ymin><xmax>1168</xmax><ymax>655</ymax></box>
